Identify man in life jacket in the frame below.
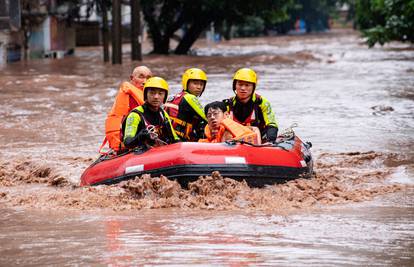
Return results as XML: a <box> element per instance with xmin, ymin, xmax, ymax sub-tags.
<box><xmin>102</xmin><ymin>66</ymin><xmax>153</xmax><ymax>153</ymax></box>
<box><xmin>223</xmin><ymin>68</ymin><xmax>279</xmax><ymax>143</ymax></box>
<box><xmin>164</xmin><ymin>68</ymin><xmax>208</xmax><ymax>141</ymax></box>
<box><xmin>199</xmin><ymin>101</ymin><xmax>260</xmax><ymax>144</ymax></box>
<box><xmin>122</xmin><ymin>77</ymin><xmax>179</xmax><ymax>149</ymax></box>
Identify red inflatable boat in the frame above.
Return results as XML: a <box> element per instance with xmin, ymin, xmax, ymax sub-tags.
<box><xmin>80</xmin><ymin>134</ymin><xmax>313</xmax><ymax>187</ymax></box>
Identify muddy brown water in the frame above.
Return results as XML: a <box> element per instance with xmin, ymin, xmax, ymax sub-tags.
<box><xmin>0</xmin><ymin>29</ymin><xmax>413</xmax><ymax>265</ymax></box>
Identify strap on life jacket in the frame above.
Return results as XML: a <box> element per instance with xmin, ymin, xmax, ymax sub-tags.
<box><xmin>229</xmin><ymin>109</ymin><xmax>256</xmax><ymax>126</ymax></box>
<box><xmin>164</xmin><ymin>92</ymin><xmax>194</xmax><ymax>140</ymax></box>
<box><xmin>98</xmin><ymin>137</ymin><xmax>110</xmax><ymax>155</ymax></box>
<box><xmin>199</xmin><ymin>118</ymin><xmax>258</xmax><ymax>144</ymax></box>
<box><xmin>165</xmin><ymin>92</ymin><xmax>185</xmax><ymax>118</ymax></box>
<box><xmin>164</xmin><ymin>102</ymin><xmax>179</xmax><ymax>111</ymax></box>
<box><xmin>122</xmin><ymin>81</ymin><xmax>145</xmax><ymax>106</ymax></box>
<box><xmin>121</xmin><ymin>107</ymin><xmax>169</xmax><ymax>142</ymax></box>
<box><xmin>221</xmin><ymin>118</ymin><xmax>258</xmax><ymax>144</ymax></box>
<box><xmin>226</xmin><ymin>95</ymin><xmax>262</xmax><ymax>127</ymax></box>
<box><xmin>200</xmin><ymin>124</ymin><xmax>226</xmax><ymax>143</ymax></box>
<box><xmin>169</xmin><ymin>117</ymin><xmax>193</xmax><ymax>139</ymax></box>
<box><xmin>101</xmin><ymin>82</ymin><xmax>144</xmax><ymax>154</ymax></box>
<box><xmin>164</xmin><ymin>102</ymin><xmax>191</xmax><ymax>137</ymax></box>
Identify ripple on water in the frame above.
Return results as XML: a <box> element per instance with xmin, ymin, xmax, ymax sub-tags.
<box><xmin>0</xmin><ymin>30</ymin><xmax>413</xmax><ymax>265</ymax></box>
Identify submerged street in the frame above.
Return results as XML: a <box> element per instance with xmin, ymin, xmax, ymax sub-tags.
<box><xmin>0</xmin><ymin>29</ymin><xmax>413</xmax><ymax>265</ymax></box>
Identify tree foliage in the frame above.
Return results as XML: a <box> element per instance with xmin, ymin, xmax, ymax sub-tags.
<box><xmin>353</xmin><ymin>0</ymin><xmax>414</xmax><ymax>46</ymax></box>
<box><xmin>141</xmin><ymin>0</ymin><xmax>294</xmax><ymax>54</ymax></box>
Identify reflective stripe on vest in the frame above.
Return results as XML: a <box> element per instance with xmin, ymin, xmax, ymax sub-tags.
<box><xmin>165</xmin><ymin>91</ymin><xmax>193</xmax><ymax>139</ymax></box>
<box><xmin>124</xmin><ymin>107</ymin><xmax>166</xmax><ymax>140</ymax></box>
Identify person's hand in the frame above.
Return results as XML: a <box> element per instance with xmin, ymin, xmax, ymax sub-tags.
<box><xmin>137</xmin><ymin>129</ymin><xmax>154</xmax><ymax>144</ymax></box>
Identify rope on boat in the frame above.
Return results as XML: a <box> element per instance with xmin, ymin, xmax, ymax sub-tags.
<box><xmin>224</xmin><ymin>139</ymin><xmax>288</xmax><ymax>150</ymax></box>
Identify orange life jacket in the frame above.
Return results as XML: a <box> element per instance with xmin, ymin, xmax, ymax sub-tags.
<box><xmin>199</xmin><ymin>118</ymin><xmax>258</xmax><ymax>144</ymax></box>
<box><xmin>101</xmin><ymin>81</ymin><xmax>144</xmax><ymax>153</ymax></box>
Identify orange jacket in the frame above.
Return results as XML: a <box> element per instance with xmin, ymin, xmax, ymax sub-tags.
<box><xmin>103</xmin><ymin>81</ymin><xmax>144</xmax><ymax>152</ymax></box>
<box><xmin>199</xmin><ymin>118</ymin><xmax>258</xmax><ymax>144</ymax></box>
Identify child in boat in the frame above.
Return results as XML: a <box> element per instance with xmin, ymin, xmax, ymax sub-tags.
<box><xmin>199</xmin><ymin>101</ymin><xmax>261</xmax><ymax>144</ymax></box>
<box><xmin>103</xmin><ymin>66</ymin><xmax>153</xmax><ymax>153</ymax></box>
<box><xmin>223</xmin><ymin>68</ymin><xmax>279</xmax><ymax>143</ymax></box>
<box><xmin>122</xmin><ymin>77</ymin><xmax>179</xmax><ymax>149</ymax></box>
<box><xmin>164</xmin><ymin>68</ymin><xmax>208</xmax><ymax>141</ymax></box>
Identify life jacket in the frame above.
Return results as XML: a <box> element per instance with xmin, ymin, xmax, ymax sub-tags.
<box><xmin>100</xmin><ymin>81</ymin><xmax>144</xmax><ymax>154</ymax></box>
<box><xmin>199</xmin><ymin>118</ymin><xmax>258</xmax><ymax>144</ymax></box>
<box><xmin>164</xmin><ymin>91</ymin><xmax>196</xmax><ymax>141</ymax></box>
<box><xmin>225</xmin><ymin>94</ymin><xmax>265</xmax><ymax>129</ymax></box>
<box><xmin>121</xmin><ymin>105</ymin><xmax>175</xmax><ymax>145</ymax></box>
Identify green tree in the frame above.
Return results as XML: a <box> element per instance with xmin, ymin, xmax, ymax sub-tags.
<box><xmin>354</xmin><ymin>0</ymin><xmax>414</xmax><ymax>47</ymax></box>
<box><xmin>141</xmin><ymin>0</ymin><xmax>293</xmax><ymax>55</ymax></box>
<box><xmin>233</xmin><ymin>16</ymin><xmax>266</xmax><ymax>37</ymax></box>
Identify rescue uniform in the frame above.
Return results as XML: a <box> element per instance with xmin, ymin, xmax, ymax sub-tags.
<box><xmin>164</xmin><ymin>91</ymin><xmax>207</xmax><ymax>141</ymax></box>
<box><xmin>123</xmin><ymin>103</ymin><xmax>179</xmax><ymax>149</ymax></box>
<box><xmin>224</xmin><ymin>93</ymin><xmax>279</xmax><ymax>142</ymax></box>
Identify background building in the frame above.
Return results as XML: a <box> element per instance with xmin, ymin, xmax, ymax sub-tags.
<box><xmin>0</xmin><ymin>0</ymin><xmax>75</xmax><ymax>65</ymax></box>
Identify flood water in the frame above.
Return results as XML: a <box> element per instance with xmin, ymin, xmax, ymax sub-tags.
<box><xmin>0</xmin><ymin>29</ymin><xmax>413</xmax><ymax>265</ymax></box>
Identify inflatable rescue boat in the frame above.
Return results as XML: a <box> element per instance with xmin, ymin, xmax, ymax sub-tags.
<box><xmin>80</xmin><ymin>131</ymin><xmax>313</xmax><ymax>187</ymax></box>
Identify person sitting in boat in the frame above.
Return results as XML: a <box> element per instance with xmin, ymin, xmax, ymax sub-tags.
<box><xmin>122</xmin><ymin>77</ymin><xmax>179</xmax><ymax>149</ymax></box>
<box><xmin>223</xmin><ymin>68</ymin><xmax>279</xmax><ymax>143</ymax></box>
<box><xmin>102</xmin><ymin>66</ymin><xmax>153</xmax><ymax>154</ymax></box>
<box><xmin>164</xmin><ymin>68</ymin><xmax>208</xmax><ymax>141</ymax></box>
<box><xmin>199</xmin><ymin>101</ymin><xmax>260</xmax><ymax>144</ymax></box>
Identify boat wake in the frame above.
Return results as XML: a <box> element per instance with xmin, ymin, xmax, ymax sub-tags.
<box><xmin>0</xmin><ymin>151</ymin><xmax>410</xmax><ymax>212</ymax></box>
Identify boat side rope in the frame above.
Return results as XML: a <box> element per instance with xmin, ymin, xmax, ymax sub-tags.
<box><xmin>224</xmin><ymin>122</ymin><xmax>300</xmax><ymax>150</ymax></box>
<box><xmin>224</xmin><ymin>139</ymin><xmax>288</xmax><ymax>150</ymax></box>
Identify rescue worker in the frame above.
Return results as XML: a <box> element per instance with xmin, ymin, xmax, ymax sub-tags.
<box><xmin>164</xmin><ymin>68</ymin><xmax>208</xmax><ymax>141</ymax></box>
<box><xmin>223</xmin><ymin>68</ymin><xmax>279</xmax><ymax>143</ymax></box>
<box><xmin>102</xmin><ymin>66</ymin><xmax>153</xmax><ymax>153</ymax></box>
<box><xmin>122</xmin><ymin>77</ymin><xmax>179</xmax><ymax>149</ymax></box>
<box><xmin>199</xmin><ymin>101</ymin><xmax>260</xmax><ymax>144</ymax></box>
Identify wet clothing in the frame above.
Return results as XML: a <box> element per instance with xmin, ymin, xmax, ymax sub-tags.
<box><xmin>164</xmin><ymin>91</ymin><xmax>207</xmax><ymax>141</ymax></box>
<box><xmin>104</xmin><ymin>81</ymin><xmax>144</xmax><ymax>152</ymax></box>
<box><xmin>223</xmin><ymin>93</ymin><xmax>278</xmax><ymax>142</ymax></box>
<box><xmin>122</xmin><ymin>103</ymin><xmax>179</xmax><ymax>149</ymax></box>
<box><xmin>199</xmin><ymin>118</ymin><xmax>258</xmax><ymax>144</ymax></box>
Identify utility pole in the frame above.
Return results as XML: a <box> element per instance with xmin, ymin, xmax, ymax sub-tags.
<box><xmin>112</xmin><ymin>0</ymin><xmax>122</xmax><ymax>64</ymax></box>
<box><xmin>130</xmin><ymin>0</ymin><xmax>142</xmax><ymax>61</ymax></box>
<box><xmin>101</xmin><ymin>2</ymin><xmax>109</xmax><ymax>62</ymax></box>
